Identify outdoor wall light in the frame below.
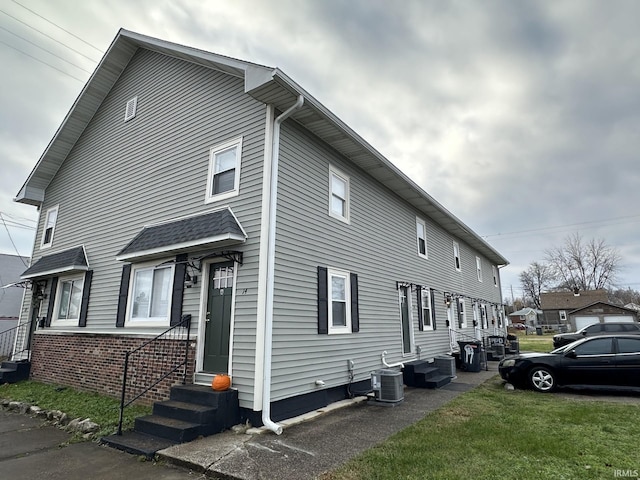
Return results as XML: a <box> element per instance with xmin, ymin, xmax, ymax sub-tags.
<box><xmin>184</xmin><ymin>273</ymin><xmax>197</xmax><ymax>288</ymax></box>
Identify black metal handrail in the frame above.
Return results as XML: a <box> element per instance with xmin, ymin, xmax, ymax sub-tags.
<box><xmin>117</xmin><ymin>314</ymin><xmax>192</xmax><ymax>435</ymax></box>
<box><xmin>0</xmin><ymin>319</ymin><xmax>35</xmax><ymax>363</ymax></box>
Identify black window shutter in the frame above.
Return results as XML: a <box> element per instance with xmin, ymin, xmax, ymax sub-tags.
<box><xmin>170</xmin><ymin>254</ymin><xmax>187</xmax><ymax>326</ymax></box>
<box><xmin>45</xmin><ymin>276</ymin><xmax>58</xmax><ymax>327</ymax></box>
<box><xmin>350</xmin><ymin>273</ymin><xmax>359</xmax><ymax>333</ymax></box>
<box><xmin>78</xmin><ymin>270</ymin><xmax>93</xmax><ymax>327</ymax></box>
<box><xmin>416</xmin><ymin>286</ymin><xmax>424</xmax><ymax>331</ymax></box>
<box><xmin>317</xmin><ymin>266</ymin><xmax>328</xmax><ymax>334</ymax></box>
<box><xmin>430</xmin><ymin>288</ymin><xmax>437</xmax><ymax>330</ymax></box>
<box><xmin>115</xmin><ymin>264</ymin><xmax>132</xmax><ymax>327</ymax></box>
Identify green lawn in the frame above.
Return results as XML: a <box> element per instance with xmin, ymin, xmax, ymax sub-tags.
<box><xmin>0</xmin><ymin>381</ymin><xmax>151</xmax><ymax>438</ymax></box>
<box><xmin>514</xmin><ymin>332</ymin><xmax>554</xmax><ymax>353</ymax></box>
<box><xmin>323</xmin><ymin>377</ymin><xmax>640</xmax><ymax>480</ymax></box>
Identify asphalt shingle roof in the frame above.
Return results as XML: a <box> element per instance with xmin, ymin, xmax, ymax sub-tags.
<box><xmin>21</xmin><ymin>246</ymin><xmax>88</xmax><ymax>279</ymax></box>
<box><xmin>117</xmin><ymin>208</ymin><xmax>245</xmax><ymax>259</ymax></box>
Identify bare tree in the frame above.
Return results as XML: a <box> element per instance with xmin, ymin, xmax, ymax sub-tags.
<box><xmin>519</xmin><ymin>262</ymin><xmax>556</xmax><ymax>308</ymax></box>
<box><xmin>544</xmin><ymin>233</ymin><xmax>621</xmax><ymax>291</ymax></box>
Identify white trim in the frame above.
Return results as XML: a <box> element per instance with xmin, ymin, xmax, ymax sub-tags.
<box><xmin>125</xmin><ymin>261</ymin><xmax>175</xmax><ymax>328</ymax></box>
<box><xmin>416</xmin><ymin>217</ymin><xmax>428</xmax><ymax>259</ymax></box>
<box><xmin>398</xmin><ymin>285</ymin><xmax>414</xmax><ymax>355</ymax></box>
<box><xmin>51</xmin><ymin>273</ymin><xmax>85</xmax><ymax>327</ymax></box>
<box><xmin>327</xmin><ymin>268</ymin><xmax>352</xmax><ymax>335</ymax></box>
<box><xmin>21</xmin><ymin>264</ymin><xmax>89</xmax><ymax>280</ymax></box>
<box><xmin>453</xmin><ymin>241</ymin><xmax>461</xmax><ymax>272</ymax></box>
<box><xmin>115</xmin><ymin>233</ymin><xmax>246</xmax><ymax>261</ymax></box>
<box><xmin>328</xmin><ymin>165</ymin><xmax>350</xmax><ymax>224</ymax></box>
<box><xmin>420</xmin><ymin>288</ymin><xmax>433</xmax><ymax>330</ymax></box>
<box><xmin>476</xmin><ymin>256</ymin><xmax>483</xmax><ymax>282</ymax></box>
<box><xmin>40</xmin><ymin>205</ymin><xmax>59</xmax><ymax>249</ymax></box>
<box><xmin>205</xmin><ymin>136</ymin><xmax>243</xmax><ymax>203</ymax></box>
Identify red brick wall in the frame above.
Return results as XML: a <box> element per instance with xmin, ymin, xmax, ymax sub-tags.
<box><xmin>30</xmin><ymin>333</ymin><xmax>196</xmax><ymax>405</ymax></box>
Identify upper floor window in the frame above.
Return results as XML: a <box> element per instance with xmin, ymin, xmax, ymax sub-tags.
<box><xmin>559</xmin><ymin>310</ymin><xmax>567</xmax><ymax>321</ymax></box>
<box><xmin>476</xmin><ymin>256</ymin><xmax>483</xmax><ymax>282</ymax></box>
<box><xmin>206</xmin><ymin>137</ymin><xmax>243</xmax><ymax>203</ymax></box>
<box><xmin>492</xmin><ymin>265</ymin><xmax>498</xmax><ymax>287</ymax></box>
<box><xmin>453</xmin><ymin>241</ymin><xmax>461</xmax><ymax>271</ymax></box>
<box><xmin>53</xmin><ymin>274</ymin><xmax>84</xmax><ymax>325</ymax></box>
<box><xmin>416</xmin><ymin>218</ymin><xmax>427</xmax><ymax>258</ymax></box>
<box><xmin>329</xmin><ymin>166</ymin><xmax>350</xmax><ymax>223</ymax></box>
<box><xmin>41</xmin><ymin>205</ymin><xmax>59</xmax><ymax>249</ymax></box>
<box><xmin>129</xmin><ymin>263</ymin><xmax>173</xmax><ymax>325</ymax></box>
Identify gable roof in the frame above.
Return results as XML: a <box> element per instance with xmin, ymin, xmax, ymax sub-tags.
<box><xmin>116</xmin><ymin>208</ymin><xmax>246</xmax><ymax>261</ymax></box>
<box><xmin>14</xmin><ymin>29</ymin><xmax>508</xmax><ymax>266</ymax></box>
<box><xmin>540</xmin><ymin>290</ymin><xmax>609</xmax><ymax>310</ymax></box>
<box><xmin>568</xmin><ymin>301</ymin><xmax>638</xmax><ymax>316</ymax></box>
<box><xmin>509</xmin><ymin>308</ymin><xmax>540</xmax><ymax>317</ymax></box>
<box><xmin>21</xmin><ymin>246</ymin><xmax>88</xmax><ymax>279</ymax></box>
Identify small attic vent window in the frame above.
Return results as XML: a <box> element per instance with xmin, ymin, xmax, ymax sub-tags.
<box><xmin>124</xmin><ymin>96</ymin><xmax>138</xmax><ymax>122</ymax></box>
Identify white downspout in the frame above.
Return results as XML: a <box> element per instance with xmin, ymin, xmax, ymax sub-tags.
<box><xmin>262</xmin><ymin>95</ymin><xmax>304</xmax><ymax>435</ymax></box>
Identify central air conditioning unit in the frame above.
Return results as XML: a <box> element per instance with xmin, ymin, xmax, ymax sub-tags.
<box><xmin>371</xmin><ymin>369</ymin><xmax>404</xmax><ymax>404</ymax></box>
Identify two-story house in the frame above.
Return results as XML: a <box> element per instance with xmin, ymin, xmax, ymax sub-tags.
<box><xmin>12</xmin><ymin>29</ymin><xmax>507</xmax><ymax>429</ymax></box>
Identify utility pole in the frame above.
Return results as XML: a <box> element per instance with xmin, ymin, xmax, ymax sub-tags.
<box><xmin>510</xmin><ymin>285</ymin><xmax>515</xmax><ymax>306</ymax></box>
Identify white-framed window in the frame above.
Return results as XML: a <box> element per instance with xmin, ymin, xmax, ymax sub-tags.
<box><xmin>481</xmin><ymin>304</ymin><xmax>488</xmax><ymax>329</ymax></box>
<box><xmin>128</xmin><ymin>263</ymin><xmax>174</xmax><ymax>326</ymax></box>
<box><xmin>328</xmin><ymin>268</ymin><xmax>351</xmax><ymax>334</ymax></box>
<box><xmin>492</xmin><ymin>265</ymin><xmax>498</xmax><ymax>287</ymax></box>
<box><xmin>476</xmin><ymin>256</ymin><xmax>483</xmax><ymax>282</ymax></box>
<box><xmin>41</xmin><ymin>205</ymin><xmax>59</xmax><ymax>249</ymax></box>
<box><xmin>124</xmin><ymin>96</ymin><xmax>138</xmax><ymax>122</ymax></box>
<box><xmin>559</xmin><ymin>310</ymin><xmax>567</xmax><ymax>321</ymax></box>
<box><xmin>52</xmin><ymin>274</ymin><xmax>84</xmax><ymax>326</ymax></box>
<box><xmin>473</xmin><ymin>302</ymin><xmax>479</xmax><ymax>326</ymax></box>
<box><xmin>329</xmin><ymin>166</ymin><xmax>350</xmax><ymax>223</ymax></box>
<box><xmin>453</xmin><ymin>241</ymin><xmax>461</xmax><ymax>271</ymax></box>
<box><xmin>206</xmin><ymin>137</ymin><xmax>243</xmax><ymax>203</ymax></box>
<box><xmin>420</xmin><ymin>288</ymin><xmax>433</xmax><ymax>330</ymax></box>
<box><xmin>458</xmin><ymin>298</ymin><xmax>467</xmax><ymax>328</ymax></box>
<box><xmin>416</xmin><ymin>218</ymin><xmax>428</xmax><ymax>258</ymax></box>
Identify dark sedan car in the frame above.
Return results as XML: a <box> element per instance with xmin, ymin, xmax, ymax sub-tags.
<box><xmin>552</xmin><ymin>322</ymin><xmax>640</xmax><ymax>348</ymax></box>
<box><xmin>499</xmin><ymin>335</ymin><xmax>640</xmax><ymax>392</ymax></box>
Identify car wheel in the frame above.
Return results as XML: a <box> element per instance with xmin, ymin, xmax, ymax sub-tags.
<box><xmin>529</xmin><ymin>366</ymin><xmax>556</xmax><ymax>392</ymax></box>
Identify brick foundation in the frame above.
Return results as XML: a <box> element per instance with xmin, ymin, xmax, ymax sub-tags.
<box><xmin>30</xmin><ymin>333</ymin><xmax>196</xmax><ymax>405</ymax></box>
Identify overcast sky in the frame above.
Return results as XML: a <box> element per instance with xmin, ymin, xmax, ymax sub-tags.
<box><xmin>1</xmin><ymin>0</ymin><xmax>639</xmax><ymax>300</ymax></box>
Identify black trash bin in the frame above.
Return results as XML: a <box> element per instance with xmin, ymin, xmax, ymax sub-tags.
<box><xmin>536</xmin><ymin>327</ymin><xmax>543</xmax><ymax>336</ymax></box>
<box><xmin>457</xmin><ymin>341</ymin><xmax>482</xmax><ymax>372</ymax></box>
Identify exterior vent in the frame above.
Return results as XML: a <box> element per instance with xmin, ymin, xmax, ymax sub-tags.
<box><xmin>371</xmin><ymin>369</ymin><xmax>404</xmax><ymax>403</ymax></box>
<box><xmin>124</xmin><ymin>96</ymin><xmax>138</xmax><ymax>122</ymax></box>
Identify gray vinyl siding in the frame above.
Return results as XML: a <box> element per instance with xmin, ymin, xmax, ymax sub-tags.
<box><xmin>270</xmin><ymin>120</ymin><xmax>503</xmax><ymax>402</ymax></box>
<box><xmin>22</xmin><ymin>49</ymin><xmax>266</xmax><ymax>406</ymax></box>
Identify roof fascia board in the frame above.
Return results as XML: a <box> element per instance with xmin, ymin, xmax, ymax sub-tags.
<box><xmin>21</xmin><ymin>264</ymin><xmax>89</xmax><ymax>280</ymax></box>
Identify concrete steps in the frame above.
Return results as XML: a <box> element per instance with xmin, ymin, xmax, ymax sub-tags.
<box><xmin>0</xmin><ymin>360</ymin><xmax>30</xmax><ymax>384</ymax></box>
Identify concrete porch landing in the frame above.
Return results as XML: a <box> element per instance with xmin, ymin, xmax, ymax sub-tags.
<box><xmin>157</xmin><ymin>366</ymin><xmax>498</xmax><ymax>480</ymax></box>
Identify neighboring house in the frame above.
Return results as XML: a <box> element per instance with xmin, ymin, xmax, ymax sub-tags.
<box><xmin>508</xmin><ymin>307</ymin><xmax>540</xmax><ymax>328</ymax></box>
<box><xmin>0</xmin><ymin>254</ymin><xmax>29</xmax><ymax>358</ymax></box>
<box><xmin>540</xmin><ymin>290</ymin><xmax>608</xmax><ymax>330</ymax></box>
<box><xmin>13</xmin><ymin>30</ymin><xmax>507</xmax><ymax>427</ymax></box>
<box><xmin>568</xmin><ymin>302</ymin><xmax>638</xmax><ymax>331</ymax></box>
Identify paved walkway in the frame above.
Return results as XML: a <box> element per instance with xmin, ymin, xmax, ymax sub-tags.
<box><xmin>0</xmin><ymin>366</ymin><xmax>498</xmax><ymax>480</ymax></box>
<box><xmin>158</xmin><ymin>367</ymin><xmax>498</xmax><ymax>479</ymax></box>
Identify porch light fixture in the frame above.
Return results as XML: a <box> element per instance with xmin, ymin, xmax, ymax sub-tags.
<box><xmin>184</xmin><ymin>272</ymin><xmax>197</xmax><ymax>288</ymax></box>
<box><xmin>444</xmin><ymin>295</ymin><xmax>452</xmax><ymax>307</ymax></box>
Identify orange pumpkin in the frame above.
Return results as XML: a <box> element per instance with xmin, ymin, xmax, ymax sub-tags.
<box><xmin>211</xmin><ymin>374</ymin><xmax>231</xmax><ymax>391</ymax></box>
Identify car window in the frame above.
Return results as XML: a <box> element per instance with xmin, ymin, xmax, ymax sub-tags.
<box><xmin>623</xmin><ymin>324</ymin><xmax>640</xmax><ymax>332</ymax></box>
<box><xmin>617</xmin><ymin>338</ymin><xmax>640</xmax><ymax>354</ymax></box>
<box><xmin>584</xmin><ymin>324</ymin><xmax>602</xmax><ymax>334</ymax></box>
<box><xmin>604</xmin><ymin>324</ymin><xmax>625</xmax><ymax>332</ymax></box>
<box><xmin>573</xmin><ymin>338</ymin><xmax>614</xmax><ymax>355</ymax></box>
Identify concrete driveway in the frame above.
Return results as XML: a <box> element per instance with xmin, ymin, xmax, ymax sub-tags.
<box><xmin>0</xmin><ymin>410</ymin><xmax>200</xmax><ymax>480</ymax></box>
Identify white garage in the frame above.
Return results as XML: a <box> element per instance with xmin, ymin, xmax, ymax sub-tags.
<box><xmin>603</xmin><ymin>316</ymin><xmax>634</xmax><ymax>323</ymax></box>
<box><xmin>569</xmin><ymin>302</ymin><xmax>639</xmax><ymax>331</ymax></box>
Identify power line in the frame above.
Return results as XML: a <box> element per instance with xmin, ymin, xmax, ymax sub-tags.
<box><xmin>10</xmin><ymin>0</ymin><xmax>104</xmax><ymax>54</ymax></box>
<box><xmin>0</xmin><ymin>24</ymin><xmax>93</xmax><ymax>74</ymax></box>
<box><xmin>0</xmin><ymin>38</ymin><xmax>86</xmax><ymax>82</ymax></box>
<box><xmin>483</xmin><ymin>214</ymin><xmax>640</xmax><ymax>239</ymax></box>
<box><xmin>0</xmin><ymin>8</ymin><xmax>100</xmax><ymax>63</ymax></box>
<box><xmin>0</xmin><ymin>213</ymin><xmax>29</xmax><ymax>266</ymax></box>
